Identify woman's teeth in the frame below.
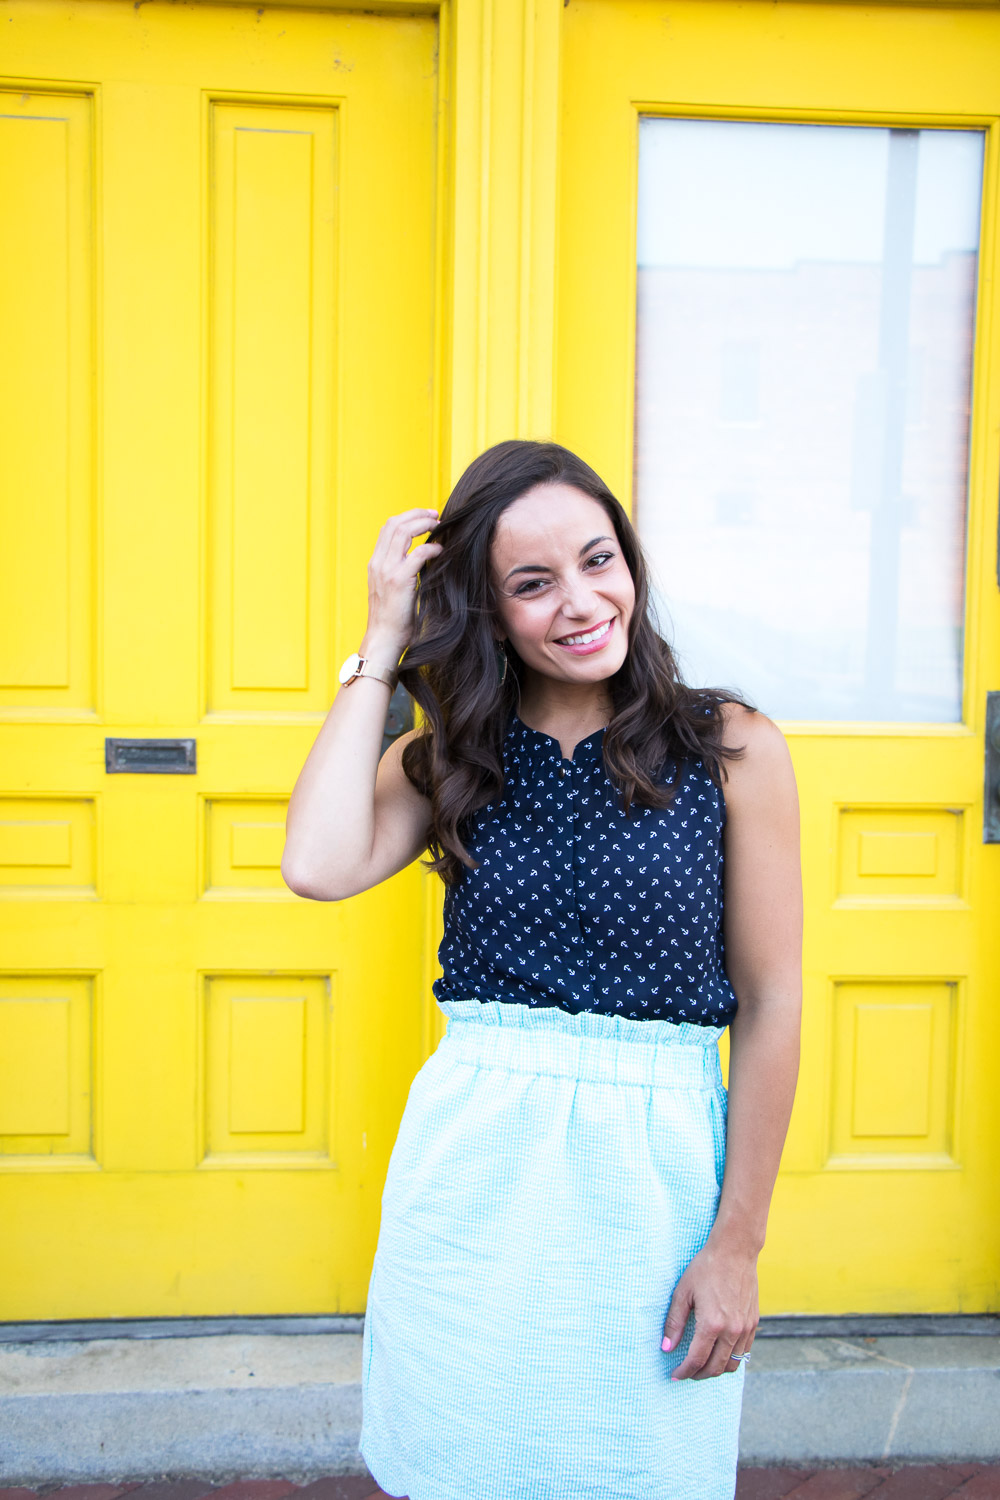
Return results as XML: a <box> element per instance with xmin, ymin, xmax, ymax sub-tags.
<box><xmin>557</xmin><ymin>618</ymin><xmax>612</xmax><ymax>646</ymax></box>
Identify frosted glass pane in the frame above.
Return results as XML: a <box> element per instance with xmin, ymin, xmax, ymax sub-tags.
<box><xmin>635</xmin><ymin>120</ymin><xmax>983</xmax><ymax>721</ymax></box>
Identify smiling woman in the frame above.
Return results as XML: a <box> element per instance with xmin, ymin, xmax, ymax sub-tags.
<box><xmin>396</xmin><ymin>440</ymin><xmax>758</xmax><ymax>885</ymax></box>
<box><xmin>490</xmin><ymin>486</ymin><xmax>635</xmax><ymax>722</ymax></box>
<box><xmin>280</xmin><ymin>436</ymin><xmax>800</xmax><ymax>1498</ymax></box>
<box><xmin>292</xmin><ymin>438</ymin><xmax>806</xmax><ymax>1500</ymax></box>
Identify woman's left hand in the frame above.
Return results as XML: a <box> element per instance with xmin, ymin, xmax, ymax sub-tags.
<box><xmin>660</xmin><ymin>1238</ymin><xmax>760</xmax><ymax>1380</ymax></box>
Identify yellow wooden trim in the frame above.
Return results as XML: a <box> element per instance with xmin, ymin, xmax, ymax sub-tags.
<box><xmin>421</xmin><ymin>0</ymin><xmax>564</xmax><ymax>1056</ymax></box>
<box><xmin>963</xmin><ymin>119</ymin><xmax>1000</xmax><ymax>733</ymax></box>
<box><xmin>777</xmin><ymin>724</ymin><xmax>978</xmax><ymax>738</ymax></box>
<box><xmin>85</xmin><ymin>0</ymin><xmax>1000</xmax><ymax>8</ymax></box>
<box><xmin>518</xmin><ymin>0</ymin><xmax>562</xmax><ymax>437</ymax></box>
<box><xmin>443</xmin><ymin>0</ymin><xmax>563</xmax><ymax>474</ymax></box>
<box><xmin>632</xmin><ymin>103</ymin><xmax>1000</xmax><ymax>127</ymax></box>
<box><xmin>433</xmin><ymin>0</ymin><xmax>455</xmax><ymax>509</ymax></box>
<box><xmin>95</xmin><ymin>0</ymin><xmax>442</xmax><ymax>10</ymax></box>
<box><xmin>420</xmin><ymin>0</ymin><xmax>454</xmax><ymax>1061</ymax></box>
<box><xmin>767</xmin><ymin>0</ymin><xmax>1000</xmax><ymax>6</ymax></box>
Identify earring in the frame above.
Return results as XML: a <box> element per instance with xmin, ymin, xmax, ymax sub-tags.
<box><xmin>495</xmin><ymin>639</ymin><xmax>509</xmax><ymax>688</ymax></box>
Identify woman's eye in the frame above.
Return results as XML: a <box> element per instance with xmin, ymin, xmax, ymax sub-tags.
<box><xmin>514</xmin><ymin>553</ymin><xmax>614</xmax><ymax>597</ymax></box>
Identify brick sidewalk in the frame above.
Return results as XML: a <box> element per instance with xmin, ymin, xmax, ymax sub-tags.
<box><xmin>736</xmin><ymin>1466</ymin><xmax>1000</xmax><ymax>1498</ymax></box>
<box><xmin>2</xmin><ymin>1467</ymin><xmax>999</xmax><ymax>1500</ymax></box>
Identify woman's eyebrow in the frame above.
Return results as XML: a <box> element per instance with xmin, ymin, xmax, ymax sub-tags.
<box><xmin>503</xmin><ymin>535</ymin><xmax>613</xmax><ymax>584</ymax></box>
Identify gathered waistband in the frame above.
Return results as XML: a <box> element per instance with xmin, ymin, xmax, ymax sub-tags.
<box><xmin>435</xmin><ymin>998</ymin><xmax>725</xmax><ymax>1090</ymax></box>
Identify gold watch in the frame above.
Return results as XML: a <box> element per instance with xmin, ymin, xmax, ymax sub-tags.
<box><xmin>338</xmin><ymin>650</ymin><xmax>398</xmax><ymax>690</ymax></box>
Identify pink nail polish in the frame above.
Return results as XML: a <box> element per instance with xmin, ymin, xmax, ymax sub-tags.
<box><xmin>661</xmin><ymin>1337</ymin><xmax>672</xmax><ymax>1351</ymax></box>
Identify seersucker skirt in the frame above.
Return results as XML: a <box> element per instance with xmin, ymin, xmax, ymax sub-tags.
<box><xmin>359</xmin><ymin>999</ymin><xmax>745</xmax><ymax>1500</ymax></box>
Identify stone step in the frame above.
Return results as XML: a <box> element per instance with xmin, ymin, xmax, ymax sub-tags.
<box><xmin>0</xmin><ymin>1321</ymin><xmax>997</xmax><ymax>1484</ymax></box>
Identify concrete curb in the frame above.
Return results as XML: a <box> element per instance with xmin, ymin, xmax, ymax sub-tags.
<box><xmin>739</xmin><ymin>1334</ymin><xmax>1000</xmax><ymax>1465</ymax></box>
<box><xmin>0</xmin><ymin>1330</ymin><xmax>997</xmax><ymax>1483</ymax></box>
<box><xmin>0</xmin><ymin>1333</ymin><xmax>365</xmax><ymax>1484</ymax></box>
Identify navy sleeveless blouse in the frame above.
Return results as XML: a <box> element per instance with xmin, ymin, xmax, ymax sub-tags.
<box><xmin>432</xmin><ymin>711</ymin><xmax>738</xmax><ymax>1026</ymax></box>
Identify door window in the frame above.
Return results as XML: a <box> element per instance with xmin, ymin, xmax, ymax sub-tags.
<box><xmin>634</xmin><ymin>119</ymin><xmax>984</xmax><ymax>721</ymax></box>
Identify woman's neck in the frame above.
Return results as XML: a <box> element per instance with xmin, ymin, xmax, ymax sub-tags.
<box><xmin>515</xmin><ymin>688</ymin><xmax>614</xmax><ymax>737</ymax></box>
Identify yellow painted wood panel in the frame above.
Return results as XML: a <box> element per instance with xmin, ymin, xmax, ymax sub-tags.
<box><xmin>0</xmin><ymin>1</ymin><xmax>437</xmax><ymax>1316</ymax></box>
<box><xmin>0</xmin><ymin>976</ymin><xmax>93</xmax><ymax>1158</ymax></box>
<box><xmin>209</xmin><ymin>102</ymin><xmax>338</xmax><ymax>707</ymax></box>
<box><xmin>831</xmin><ymin>980</ymin><xmax>955</xmax><ymax>1155</ymax></box>
<box><xmin>837</xmin><ymin>808</ymin><xmax>963</xmax><ymax>902</ymax></box>
<box><xmin>557</xmin><ymin>0</ymin><xmax>1000</xmax><ymax>1313</ymax></box>
<box><xmin>0</xmin><ymin>798</ymin><xmax>96</xmax><ymax>892</ymax></box>
<box><xmin>204</xmin><ymin>977</ymin><xmax>329</xmax><ymax>1157</ymax></box>
<box><xmin>205</xmin><ymin>798</ymin><xmax>289</xmax><ymax>894</ymax></box>
<box><xmin>0</xmin><ymin>93</ymin><xmax>93</xmax><ymax>712</ymax></box>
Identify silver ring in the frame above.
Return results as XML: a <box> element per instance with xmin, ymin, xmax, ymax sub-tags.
<box><xmin>729</xmin><ymin>1351</ymin><xmax>751</xmax><ymax>1363</ymax></box>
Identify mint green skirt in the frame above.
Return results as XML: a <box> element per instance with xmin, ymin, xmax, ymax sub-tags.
<box><xmin>360</xmin><ymin>999</ymin><xmax>745</xmax><ymax>1500</ymax></box>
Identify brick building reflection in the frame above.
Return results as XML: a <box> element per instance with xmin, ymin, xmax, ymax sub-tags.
<box><xmin>634</xmin><ymin>248</ymin><xmax>977</xmax><ymax>721</ymax></box>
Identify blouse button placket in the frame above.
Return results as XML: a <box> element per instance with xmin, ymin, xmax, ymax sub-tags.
<box><xmin>560</xmin><ymin>753</ymin><xmax>591</xmax><ymax>990</ymax></box>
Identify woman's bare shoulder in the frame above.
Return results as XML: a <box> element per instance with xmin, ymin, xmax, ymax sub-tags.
<box><xmin>717</xmin><ymin>702</ymin><xmax>796</xmax><ymax>805</ymax></box>
<box><xmin>717</xmin><ymin>699</ymin><xmax>784</xmax><ymax>751</ymax></box>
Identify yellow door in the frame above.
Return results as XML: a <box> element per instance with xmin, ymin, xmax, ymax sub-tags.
<box><xmin>0</xmin><ymin>0</ymin><xmax>437</xmax><ymax>1316</ymax></box>
<box><xmin>557</xmin><ymin>0</ymin><xmax>1000</xmax><ymax>1313</ymax></box>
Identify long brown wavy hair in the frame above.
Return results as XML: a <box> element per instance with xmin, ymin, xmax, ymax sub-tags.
<box><xmin>398</xmin><ymin>439</ymin><xmax>754</xmax><ymax>885</ymax></box>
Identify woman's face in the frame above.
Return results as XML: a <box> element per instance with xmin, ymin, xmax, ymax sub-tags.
<box><xmin>491</xmin><ymin>483</ymin><xmax>635</xmax><ymax>687</ymax></box>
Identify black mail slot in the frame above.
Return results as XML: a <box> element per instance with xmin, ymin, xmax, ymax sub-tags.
<box><xmin>105</xmin><ymin>738</ymin><xmax>197</xmax><ymax>774</ymax></box>
<box><xmin>986</xmin><ymin>694</ymin><xmax>1000</xmax><ymax>844</ymax></box>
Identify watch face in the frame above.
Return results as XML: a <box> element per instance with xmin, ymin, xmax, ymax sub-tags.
<box><xmin>338</xmin><ymin>652</ymin><xmax>362</xmax><ymax>685</ymax></box>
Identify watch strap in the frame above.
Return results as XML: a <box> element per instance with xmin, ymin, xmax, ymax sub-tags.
<box><xmin>353</xmin><ymin>656</ymin><xmax>398</xmax><ymax>689</ymax></box>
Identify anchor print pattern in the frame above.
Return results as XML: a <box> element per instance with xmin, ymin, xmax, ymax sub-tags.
<box><xmin>432</xmin><ymin>710</ymin><xmax>737</xmax><ymax>1025</ymax></box>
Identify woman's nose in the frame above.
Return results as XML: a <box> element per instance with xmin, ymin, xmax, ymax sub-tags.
<box><xmin>559</xmin><ymin>575</ymin><xmax>603</xmax><ymax>614</ymax></box>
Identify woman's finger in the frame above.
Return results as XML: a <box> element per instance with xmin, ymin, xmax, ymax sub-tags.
<box><xmin>693</xmin><ymin>1328</ymin><xmax>755</xmax><ymax>1380</ymax></box>
<box><xmin>406</xmin><ymin>540</ymin><xmax>444</xmax><ymax>569</ymax></box>
<box><xmin>370</xmin><ymin>508</ymin><xmax>437</xmax><ymax>548</ymax></box>
<box><xmin>670</xmin><ymin>1320</ymin><xmax>718</xmax><ymax>1381</ymax></box>
<box><xmin>373</xmin><ymin>515</ymin><xmax>439</xmax><ymax>565</ymax></box>
<box><xmin>691</xmin><ymin>1332</ymin><xmax>744</xmax><ymax>1380</ymax></box>
<box><xmin>661</xmin><ymin>1281</ymin><xmax>693</xmax><ymax>1354</ymax></box>
<box><xmin>387</xmin><ymin>510</ymin><xmax>440</xmax><ymax>537</ymax></box>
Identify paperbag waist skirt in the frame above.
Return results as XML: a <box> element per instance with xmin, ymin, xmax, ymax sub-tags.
<box><xmin>359</xmin><ymin>998</ymin><xmax>746</xmax><ymax>1500</ymax></box>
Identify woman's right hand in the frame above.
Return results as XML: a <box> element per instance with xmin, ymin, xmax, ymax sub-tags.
<box><xmin>364</xmin><ymin>508</ymin><xmax>443</xmax><ymax>654</ymax></box>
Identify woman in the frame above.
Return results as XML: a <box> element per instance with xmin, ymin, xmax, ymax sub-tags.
<box><xmin>282</xmin><ymin>440</ymin><xmax>802</xmax><ymax>1500</ymax></box>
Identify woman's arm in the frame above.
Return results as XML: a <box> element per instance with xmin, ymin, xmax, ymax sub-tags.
<box><xmin>662</xmin><ymin>704</ymin><xmax>803</xmax><ymax>1379</ymax></box>
<box><xmin>281</xmin><ymin>508</ymin><xmax>441</xmax><ymax>901</ymax></box>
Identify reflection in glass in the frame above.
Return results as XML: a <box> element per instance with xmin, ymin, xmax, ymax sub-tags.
<box><xmin>634</xmin><ymin>119</ymin><xmax>983</xmax><ymax>721</ymax></box>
